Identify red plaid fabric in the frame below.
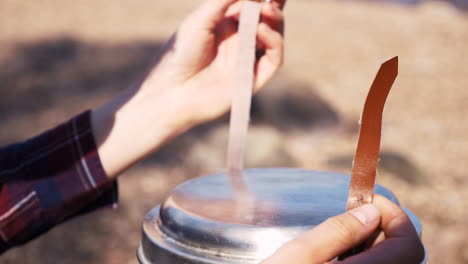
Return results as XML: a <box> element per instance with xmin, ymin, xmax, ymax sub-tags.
<box><xmin>0</xmin><ymin>111</ymin><xmax>117</xmax><ymax>254</ymax></box>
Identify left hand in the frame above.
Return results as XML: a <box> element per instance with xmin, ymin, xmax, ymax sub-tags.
<box><xmin>142</xmin><ymin>0</ymin><xmax>286</xmax><ymax>124</ymax></box>
<box><xmin>92</xmin><ymin>0</ymin><xmax>286</xmax><ymax>177</ymax></box>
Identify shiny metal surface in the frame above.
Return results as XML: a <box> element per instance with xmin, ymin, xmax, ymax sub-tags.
<box><xmin>138</xmin><ymin>168</ymin><xmax>422</xmax><ymax>264</ymax></box>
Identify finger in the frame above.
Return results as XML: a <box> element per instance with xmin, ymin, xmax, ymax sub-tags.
<box><xmin>340</xmin><ymin>195</ymin><xmax>425</xmax><ymax>264</ymax></box>
<box><xmin>254</xmin><ymin>22</ymin><xmax>283</xmax><ymax>89</ymax></box>
<box><xmin>215</xmin><ymin>17</ymin><xmax>238</xmax><ymax>47</ymax></box>
<box><xmin>226</xmin><ymin>3</ymin><xmax>284</xmax><ymax>35</ymax></box>
<box><xmin>186</xmin><ymin>0</ymin><xmax>240</xmax><ymax>30</ymax></box>
<box><xmin>257</xmin><ymin>22</ymin><xmax>283</xmax><ymax>58</ymax></box>
<box><xmin>260</xmin><ymin>4</ymin><xmax>285</xmax><ymax>35</ymax></box>
<box><xmin>269</xmin><ymin>0</ymin><xmax>287</xmax><ymax>10</ymax></box>
<box><xmin>369</xmin><ymin>230</ymin><xmax>386</xmax><ymax>247</ymax></box>
<box><xmin>224</xmin><ymin>0</ymin><xmax>243</xmax><ymax>17</ymax></box>
<box><xmin>261</xmin><ymin>204</ymin><xmax>381</xmax><ymax>264</ymax></box>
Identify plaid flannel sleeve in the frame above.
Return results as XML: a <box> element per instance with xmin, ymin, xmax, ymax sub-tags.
<box><xmin>0</xmin><ymin>111</ymin><xmax>118</xmax><ymax>254</ymax></box>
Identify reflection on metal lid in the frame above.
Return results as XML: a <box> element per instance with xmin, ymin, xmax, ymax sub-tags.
<box><xmin>138</xmin><ymin>168</ymin><xmax>421</xmax><ymax>264</ymax></box>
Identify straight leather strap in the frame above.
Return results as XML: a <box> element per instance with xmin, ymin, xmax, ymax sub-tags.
<box><xmin>346</xmin><ymin>56</ymin><xmax>399</xmax><ymax>211</ymax></box>
<box><xmin>226</xmin><ymin>0</ymin><xmax>262</xmax><ymax>194</ymax></box>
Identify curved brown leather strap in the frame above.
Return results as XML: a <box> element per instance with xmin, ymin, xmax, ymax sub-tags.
<box><xmin>339</xmin><ymin>57</ymin><xmax>398</xmax><ymax>260</ymax></box>
<box><xmin>226</xmin><ymin>1</ymin><xmax>262</xmax><ymax>196</ymax></box>
<box><xmin>346</xmin><ymin>56</ymin><xmax>399</xmax><ymax>211</ymax></box>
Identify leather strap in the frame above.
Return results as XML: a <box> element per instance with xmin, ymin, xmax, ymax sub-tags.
<box><xmin>339</xmin><ymin>56</ymin><xmax>398</xmax><ymax>260</ymax></box>
<box><xmin>226</xmin><ymin>0</ymin><xmax>262</xmax><ymax>193</ymax></box>
<box><xmin>346</xmin><ymin>56</ymin><xmax>399</xmax><ymax>211</ymax></box>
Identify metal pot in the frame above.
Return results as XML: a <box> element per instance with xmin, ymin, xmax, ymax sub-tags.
<box><xmin>138</xmin><ymin>168</ymin><xmax>424</xmax><ymax>263</ymax></box>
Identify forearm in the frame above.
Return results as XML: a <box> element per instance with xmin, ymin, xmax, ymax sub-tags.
<box><xmin>91</xmin><ymin>79</ymin><xmax>196</xmax><ymax>178</ymax></box>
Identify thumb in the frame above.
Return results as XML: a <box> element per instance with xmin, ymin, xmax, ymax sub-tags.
<box><xmin>261</xmin><ymin>204</ymin><xmax>381</xmax><ymax>264</ymax></box>
<box><xmin>184</xmin><ymin>0</ymin><xmax>239</xmax><ymax>30</ymax></box>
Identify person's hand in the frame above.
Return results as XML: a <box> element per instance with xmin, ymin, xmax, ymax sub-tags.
<box><xmin>143</xmin><ymin>0</ymin><xmax>286</xmax><ymax>124</ymax></box>
<box><xmin>92</xmin><ymin>0</ymin><xmax>286</xmax><ymax>177</ymax></box>
<box><xmin>261</xmin><ymin>195</ymin><xmax>425</xmax><ymax>264</ymax></box>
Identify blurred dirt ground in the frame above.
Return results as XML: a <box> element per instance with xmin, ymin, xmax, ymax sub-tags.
<box><xmin>1</xmin><ymin>0</ymin><xmax>467</xmax><ymax>263</ymax></box>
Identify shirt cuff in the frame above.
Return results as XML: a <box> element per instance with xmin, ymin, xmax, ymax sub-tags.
<box><xmin>0</xmin><ymin>110</ymin><xmax>118</xmax><ymax>251</ymax></box>
<box><xmin>33</xmin><ymin>110</ymin><xmax>119</xmax><ymax>222</ymax></box>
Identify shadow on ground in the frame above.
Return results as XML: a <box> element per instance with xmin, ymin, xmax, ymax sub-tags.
<box><xmin>0</xmin><ymin>37</ymin><xmax>163</xmax><ymax>118</ymax></box>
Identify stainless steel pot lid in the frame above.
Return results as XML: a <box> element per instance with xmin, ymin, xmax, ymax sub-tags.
<box><xmin>139</xmin><ymin>168</ymin><xmax>422</xmax><ymax>264</ymax></box>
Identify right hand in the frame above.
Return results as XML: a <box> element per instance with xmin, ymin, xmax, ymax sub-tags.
<box><xmin>261</xmin><ymin>195</ymin><xmax>425</xmax><ymax>264</ymax></box>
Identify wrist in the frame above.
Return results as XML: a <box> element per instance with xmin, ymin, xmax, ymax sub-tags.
<box><xmin>92</xmin><ymin>80</ymin><xmax>196</xmax><ymax>178</ymax></box>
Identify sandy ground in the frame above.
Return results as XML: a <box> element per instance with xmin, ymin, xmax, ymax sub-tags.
<box><xmin>1</xmin><ymin>0</ymin><xmax>468</xmax><ymax>263</ymax></box>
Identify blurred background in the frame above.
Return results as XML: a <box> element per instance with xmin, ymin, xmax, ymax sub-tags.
<box><xmin>0</xmin><ymin>0</ymin><xmax>467</xmax><ymax>263</ymax></box>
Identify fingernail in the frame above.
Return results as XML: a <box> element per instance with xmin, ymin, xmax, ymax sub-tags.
<box><xmin>349</xmin><ymin>204</ymin><xmax>380</xmax><ymax>225</ymax></box>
